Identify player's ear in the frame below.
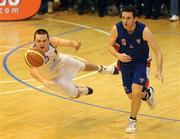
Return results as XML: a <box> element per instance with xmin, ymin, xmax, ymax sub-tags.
<box><xmin>134</xmin><ymin>16</ymin><xmax>137</xmax><ymax>22</ymax></box>
<box><xmin>33</xmin><ymin>38</ymin><xmax>36</xmax><ymax>43</ymax></box>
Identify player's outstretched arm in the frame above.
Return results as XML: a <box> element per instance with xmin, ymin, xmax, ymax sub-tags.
<box><xmin>29</xmin><ymin>68</ymin><xmax>56</xmax><ymax>87</ymax></box>
<box><xmin>50</xmin><ymin>37</ymin><xmax>81</xmax><ymax>52</ymax></box>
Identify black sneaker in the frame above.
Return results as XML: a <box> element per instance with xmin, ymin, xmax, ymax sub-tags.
<box><xmin>113</xmin><ymin>66</ymin><xmax>119</xmax><ymax>75</ymax></box>
<box><xmin>87</xmin><ymin>87</ymin><xmax>93</xmax><ymax>95</ymax></box>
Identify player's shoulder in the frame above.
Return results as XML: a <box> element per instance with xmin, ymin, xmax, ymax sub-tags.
<box><xmin>111</xmin><ymin>24</ymin><xmax>118</xmax><ymax>32</ymax></box>
<box><xmin>143</xmin><ymin>26</ymin><xmax>152</xmax><ymax>34</ymax></box>
<box><xmin>49</xmin><ymin>37</ymin><xmax>59</xmax><ymax>48</ymax></box>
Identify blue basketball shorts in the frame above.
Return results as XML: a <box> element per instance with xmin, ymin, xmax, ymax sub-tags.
<box><xmin>120</xmin><ymin>64</ymin><xmax>149</xmax><ymax>94</ymax></box>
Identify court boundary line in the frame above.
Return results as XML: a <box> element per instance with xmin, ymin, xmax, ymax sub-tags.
<box><xmin>2</xmin><ymin>19</ymin><xmax>180</xmax><ymax>122</ymax></box>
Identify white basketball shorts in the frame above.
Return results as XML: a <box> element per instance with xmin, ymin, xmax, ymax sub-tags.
<box><xmin>49</xmin><ymin>54</ymin><xmax>85</xmax><ymax>97</ymax></box>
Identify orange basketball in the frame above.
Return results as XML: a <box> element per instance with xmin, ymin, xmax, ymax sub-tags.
<box><xmin>24</xmin><ymin>48</ymin><xmax>45</xmax><ymax>67</ymax></box>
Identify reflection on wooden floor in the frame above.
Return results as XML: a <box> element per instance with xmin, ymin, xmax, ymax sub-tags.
<box><xmin>0</xmin><ymin>12</ymin><xmax>180</xmax><ymax>139</ymax></box>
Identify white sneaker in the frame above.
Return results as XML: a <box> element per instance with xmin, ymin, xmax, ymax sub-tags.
<box><xmin>98</xmin><ymin>65</ymin><xmax>119</xmax><ymax>75</ymax></box>
<box><xmin>126</xmin><ymin>118</ymin><xmax>137</xmax><ymax>134</ymax></box>
<box><xmin>170</xmin><ymin>15</ymin><xmax>179</xmax><ymax>21</ymax></box>
<box><xmin>146</xmin><ymin>87</ymin><xmax>156</xmax><ymax>109</ymax></box>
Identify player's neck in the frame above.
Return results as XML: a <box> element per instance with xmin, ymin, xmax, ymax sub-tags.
<box><xmin>127</xmin><ymin>22</ymin><xmax>136</xmax><ymax>35</ymax></box>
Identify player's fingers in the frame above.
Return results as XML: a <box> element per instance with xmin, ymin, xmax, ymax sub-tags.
<box><xmin>122</xmin><ymin>58</ymin><xmax>131</xmax><ymax>62</ymax></box>
<box><xmin>78</xmin><ymin>41</ymin><xmax>81</xmax><ymax>46</ymax></box>
<box><xmin>74</xmin><ymin>46</ymin><xmax>79</xmax><ymax>53</ymax></box>
<box><xmin>155</xmin><ymin>74</ymin><xmax>164</xmax><ymax>83</ymax></box>
<box><xmin>159</xmin><ymin>75</ymin><xmax>164</xmax><ymax>83</ymax></box>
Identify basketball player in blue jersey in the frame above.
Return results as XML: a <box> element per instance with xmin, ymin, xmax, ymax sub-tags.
<box><xmin>28</xmin><ymin>29</ymin><xmax>118</xmax><ymax>99</ymax></box>
<box><xmin>108</xmin><ymin>6</ymin><xmax>163</xmax><ymax>133</ymax></box>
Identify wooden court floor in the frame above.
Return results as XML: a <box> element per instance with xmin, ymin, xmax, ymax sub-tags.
<box><xmin>0</xmin><ymin>12</ymin><xmax>180</xmax><ymax>139</ymax></box>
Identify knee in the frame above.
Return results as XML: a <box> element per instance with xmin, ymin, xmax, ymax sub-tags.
<box><xmin>131</xmin><ymin>90</ymin><xmax>142</xmax><ymax>98</ymax></box>
<box><xmin>132</xmin><ymin>88</ymin><xmax>141</xmax><ymax>97</ymax></box>
<box><xmin>132</xmin><ymin>85</ymin><xmax>143</xmax><ymax>97</ymax></box>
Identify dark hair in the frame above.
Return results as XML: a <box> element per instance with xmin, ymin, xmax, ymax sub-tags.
<box><xmin>34</xmin><ymin>29</ymin><xmax>49</xmax><ymax>40</ymax></box>
<box><xmin>121</xmin><ymin>5</ymin><xmax>137</xmax><ymax>18</ymax></box>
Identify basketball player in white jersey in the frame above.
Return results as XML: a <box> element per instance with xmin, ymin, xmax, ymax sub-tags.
<box><xmin>28</xmin><ymin>29</ymin><xmax>119</xmax><ymax>99</ymax></box>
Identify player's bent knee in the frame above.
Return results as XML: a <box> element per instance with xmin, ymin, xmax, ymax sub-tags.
<box><xmin>132</xmin><ymin>91</ymin><xmax>142</xmax><ymax>98</ymax></box>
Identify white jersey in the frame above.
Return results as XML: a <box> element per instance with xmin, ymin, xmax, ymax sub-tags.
<box><xmin>31</xmin><ymin>44</ymin><xmax>86</xmax><ymax>98</ymax></box>
<box><xmin>35</xmin><ymin>44</ymin><xmax>62</xmax><ymax>80</ymax></box>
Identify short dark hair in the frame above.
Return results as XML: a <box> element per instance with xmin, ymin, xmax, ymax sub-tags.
<box><xmin>121</xmin><ymin>5</ymin><xmax>137</xmax><ymax>18</ymax></box>
<box><xmin>34</xmin><ymin>29</ymin><xmax>49</xmax><ymax>40</ymax></box>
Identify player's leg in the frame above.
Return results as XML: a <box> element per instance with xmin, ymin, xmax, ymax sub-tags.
<box><xmin>125</xmin><ymin>83</ymin><xmax>142</xmax><ymax>134</ymax></box>
<box><xmin>82</xmin><ymin>61</ymin><xmax>119</xmax><ymax>74</ymax></box>
<box><xmin>123</xmin><ymin>65</ymin><xmax>154</xmax><ymax>133</ymax></box>
<box><xmin>61</xmin><ymin>54</ymin><xmax>118</xmax><ymax>74</ymax></box>
<box><xmin>124</xmin><ymin>64</ymin><xmax>148</xmax><ymax>133</ymax></box>
<box><xmin>131</xmin><ymin>84</ymin><xmax>144</xmax><ymax>118</ymax></box>
<box><xmin>125</xmin><ymin>63</ymin><xmax>156</xmax><ymax>109</ymax></box>
<box><xmin>120</xmin><ymin>66</ymin><xmax>137</xmax><ymax>133</ymax></box>
<box><xmin>98</xmin><ymin>64</ymin><xmax>119</xmax><ymax>74</ymax></box>
<box><xmin>53</xmin><ymin>73</ymin><xmax>93</xmax><ymax>99</ymax></box>
<box><xmin>126</xmin><ymin>64</ymin><xmax>156</xmax><ymax>133</ymax></box>
<box><xmin>56</xmin><ymin>55</ymin><xmax>93</xmax><ymax>98</ymax></box>
<box><xmin>126</xmin><ymin>89</ymin><xmax>156</xmax><ymax>110</ymax></box>
<box><xmin>127</xmin><ymin>83</ymin><xmax>152</xmax><ymax>101</ymax></box>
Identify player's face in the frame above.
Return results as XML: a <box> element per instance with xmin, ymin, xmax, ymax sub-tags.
<box><xmin>121</xmin><ymin>12</ymin><xmax>136</xmax><ymax>31</ymax></box>
<box><xmin>34</xmin><ymin>34</ymin><xmax>50</xmax><ymax>52</ymax></box>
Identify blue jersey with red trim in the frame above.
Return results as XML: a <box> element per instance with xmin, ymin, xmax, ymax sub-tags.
<box><xmin>115</xmin><ymin>21</ymin><xmax>149</xmax><ymax>65</ymax></box>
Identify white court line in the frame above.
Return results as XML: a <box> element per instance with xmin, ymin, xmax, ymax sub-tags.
<box><xmin>0</xmin><ymin>46</ymin><xmax>27</xmax><ymax>56</ymax></box>
<box><xmin>44</xmin><ymin>18</ymin><xmax>110</xmax><ymax>36</ymax></box>
<box><xmin>0</xmin><ymin>79</ymin><xmax>35</xmax><ymax>83</ymax></box>
<box><xmin>73</xmin><ymin>71</ymin><xmax>98</xmax><ymax>80</ymax></box>
<box><xmin>0</xmin><ymin>51</ymin><xmax>10</xmax><ymax>55</ymax></box>
<box><xmin>0</xmin><ymin>86</ymin><xmax>44</xmax><ymax>95</ymax></box>
<box><xmin>44</xmin><ymin>18</ymin><xmax>92</xmax><ymax>29</ymax></box>
<box><xmin>0</xmin><ymin>46</ymin><xmax>12</xmax><ymax>55</ymax></box>
<box><xmin>0</xmin><ymin>45</ymin><xmax>27</xmax><ymax>49</ymax></box>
